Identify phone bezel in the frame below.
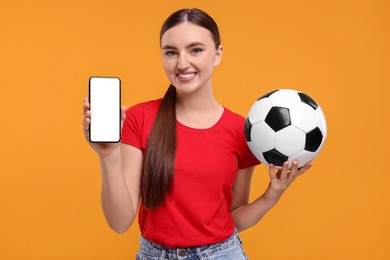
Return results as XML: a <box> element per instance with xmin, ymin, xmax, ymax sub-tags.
<box><xmin>88</xmin><ymin>76</ymin><xmax>121</xmax><ymax>143</ymax></box>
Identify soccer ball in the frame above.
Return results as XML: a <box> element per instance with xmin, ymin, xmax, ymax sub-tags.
<box><xmin>245</xmin><ymin>89</ymin><xmax>327</xmax><ymax>168</ymax></box>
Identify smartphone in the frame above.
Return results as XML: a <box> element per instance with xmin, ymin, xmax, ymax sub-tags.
<box><xmin>89</xmin><ymin>76</ymin><xmax>121</xmax><ymax>143</ymax></box>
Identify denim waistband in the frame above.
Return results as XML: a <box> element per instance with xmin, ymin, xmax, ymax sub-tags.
<box><xmin>138</xmin><ymin>229</ymin><xmax>244</xmax><ymax>259</ymax></box>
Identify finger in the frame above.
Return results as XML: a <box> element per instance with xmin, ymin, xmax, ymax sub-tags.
<box><xmin>120</xmin><ymin>106</ymin><xmax>127</xmax><ymax>131</ymax></box>
<box><xmin>288</xmin><ymin>160</ymin><xmax>299</xmax><ymax>182</ymax></box>
<box><xmin>84</xmin><ymin>110</ymin><xmax>91</xmax><ymax>118</ymax></box>
<box><xmin>268</xmin><ymin>164</ymin><xmax>277</xmax><ymax>181</ymax></box>
<box><xmin>83</xmin><ymin>97</ymin><xmax>90</xmax><ymax>114</ymax></box>
<box><xmin>82</xmin><ymin>110</ymin><xmax>91</xmax><ymax>125</ymax></box>
<box><xmin>120</xmin><ymin>105</ymin><xmax>126</xmax><ymax>122</ymax></box>
<box><xmin>280</xmin><ymin>161</ymin><xmax>289</xmax><ymax>181</ymax></box>
<box><xmin>83</xmin><ymin>117</ymin><xmax>90</xmax><ymax>133</ymax></box>
<box><xmin>82</xmin><ymin>106</ymin><xmax>91</xmax><ymax>125</ymax></box>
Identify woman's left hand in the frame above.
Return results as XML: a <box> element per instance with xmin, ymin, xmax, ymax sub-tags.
<box><xmin>264</xmin><ymin>160</ymin><xmax>313</xmax><ymax>206</ymax></box>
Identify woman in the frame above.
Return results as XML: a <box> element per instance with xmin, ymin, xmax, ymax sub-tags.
<box><xmin>83</xmin><ymin>8</ymin><xmax>312</xmax><ymax>259</ymax></box>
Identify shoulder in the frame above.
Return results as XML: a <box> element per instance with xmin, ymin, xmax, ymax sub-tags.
<box><xmin>217</xmin><ymin>107</ymin><xmax>247</xmax><ymax>138</ymax></box>
<box><xmin>124</xmin><ymin>99</ymin><xmax>162</xmax><ymax>128</ymax></box>
<box><xmin>122</xmin><ymin>99</ymin><xmax>162</xmax><ymax>146</ymax></box>
<box><xmin>126</xmin><ymin>99</ymin><xmax>162</xmax><ymax>119</ymax></box>
<box><xmin>223</xmin><ymin>107</ymin><xmax>246</xmax><ymax>126</ymax></box>
<box><xmin>127</xmin><ymin>99</ymin><xmax>162</xmax><ymax>113</ymax></box>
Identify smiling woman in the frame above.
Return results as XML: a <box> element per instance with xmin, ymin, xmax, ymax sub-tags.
<box><xmin>82</xmin><ymin>7</ymin><xmax>313</xmax><ymax>259</ymax></box>
<box><xmin>1</xmin><ymin>0</ymin><xmax>389</xmax><ymax>258</ymax></box>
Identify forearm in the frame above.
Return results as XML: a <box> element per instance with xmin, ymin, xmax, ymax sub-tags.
<box><xmin>231</xmin><ymin>191</ymin><xmax>281</xmax><ymax>232</ymax></box>
<box><xmin>232</xmin><ymin>161</ymin><xmax>311</xmax><ymax>233</ymax></box>
<box><xmin>99</xmin><ymin>150</ymin><xmax>136</xmax><ymax>233</ymax></box>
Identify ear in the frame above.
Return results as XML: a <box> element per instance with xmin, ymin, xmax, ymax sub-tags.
<box><xmin>213</xmin><ymin>45</ymin><xmax>223</xmax><ymax>67</ymax></box>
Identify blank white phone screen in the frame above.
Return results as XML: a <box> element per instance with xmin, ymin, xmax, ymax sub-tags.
<box><xmin>89</xmin><ymin>77</ymin><xmax>121</xmax><ymax>142</ymax></box>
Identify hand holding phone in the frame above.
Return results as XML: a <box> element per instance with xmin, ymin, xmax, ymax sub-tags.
<box><xmin>88</xmin><ymin>76</ymin><xmax>121</xmax><ymax>143</ymax></box>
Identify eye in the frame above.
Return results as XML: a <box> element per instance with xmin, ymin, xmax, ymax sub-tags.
<box><xmin>165</xmin><ymin>50</ymin><xmax>177</xmax><ymax>57</ymax></box>
<box><xmin>191</xmin><ymin>48</ymin><xmax>203</xmax><ymax>54</ymax></box>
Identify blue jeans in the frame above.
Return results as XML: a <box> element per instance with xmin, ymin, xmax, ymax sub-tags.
<box><xmin>136</xmin><ymin>229</ymin><xmax>248</xmax><ymax>260</ymax></box>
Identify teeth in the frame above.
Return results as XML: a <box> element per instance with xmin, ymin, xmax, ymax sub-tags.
<box><xmin>178</xmin><ymin>73</ymin><xmax>195</xmax><ymax>79</ymax></box>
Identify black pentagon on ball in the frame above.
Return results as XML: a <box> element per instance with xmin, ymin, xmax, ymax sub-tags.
<box><xmin>298</xmin><ymin>92</ymin><xmax>318</xmax><ymax>110</ymax></box>
<box><xmin>305</xmin><ymin>127</ymin><xmax>323</xmax><ymax>152</ymax></box>
<box><xmin>265</xmin><ymin>107</ymin><xmax>291</xmax><ymax>132</ymax></box>
<box><xmin>244</xmin><ymin>118</ymin><xmax>252</xmax><ymax>142</ymax></box>
<box><xmin>263</xmin><ymin>149</ymin><xmax>288</xmax><ymax>167</ymax></box>
<box><xmin>257</xmin><ymin>89</ymin><xmax>278</xmax><ymax>101</ymax></box>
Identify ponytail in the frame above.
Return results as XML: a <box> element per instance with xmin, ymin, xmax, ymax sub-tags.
<box><xmin>142</xmin><ymin>8</ymin><xmax>220</xmax><ymax>209</ymax></box>
<box><xmin>141</xmin><ymin>85</ymin><xmax>176</xmax><ymax>209</ymax></box>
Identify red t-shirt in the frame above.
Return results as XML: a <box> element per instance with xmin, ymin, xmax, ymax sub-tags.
<box><xmin>121</xmin><ymin>99</ymin><xmax>259</xmax><ymax>248</ymax></box>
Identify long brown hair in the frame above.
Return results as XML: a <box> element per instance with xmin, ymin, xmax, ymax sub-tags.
<box><xmin>141</xmin><ymin>8</ymin><xmax>221</xmax><ymax>209</ymax></box>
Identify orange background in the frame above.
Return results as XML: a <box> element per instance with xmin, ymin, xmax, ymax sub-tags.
<box><xmin>1</xmin><ymin>0</ymin><xmax>389</xmax><ymax>259</ymax></box>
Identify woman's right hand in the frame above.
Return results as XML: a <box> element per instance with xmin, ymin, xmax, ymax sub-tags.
<box><xmin>82</xmin><ymin>97</ymin><xmax>126</xmax><ymax>156</ymax></box>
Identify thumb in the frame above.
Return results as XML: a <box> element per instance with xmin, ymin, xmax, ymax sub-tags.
<box><xmin>120</xmin><ymin>105</ymin><xmax>127</xmax><ymax>126</ymax></box>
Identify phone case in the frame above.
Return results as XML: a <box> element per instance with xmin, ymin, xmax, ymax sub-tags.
<box><xmin>88</xmin><ymin>76</ymin><xmax>121</xmax><ymax>143</ymax></box>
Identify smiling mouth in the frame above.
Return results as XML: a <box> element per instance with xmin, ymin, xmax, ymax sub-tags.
<box><xmin>177</xmin><ymin>72</ymin><xmax>197</xmax><ymax>79</ymax></box>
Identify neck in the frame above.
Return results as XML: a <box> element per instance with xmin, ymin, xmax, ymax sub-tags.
<box><xmin>174</xmin><ymin>84</ymin><xmax>224</xmax><ymax>129</ymax></box>
<box><xmin>175</xmin><ymin>84</ymin><xmax>220</xmax><ymax>114</ymax></box>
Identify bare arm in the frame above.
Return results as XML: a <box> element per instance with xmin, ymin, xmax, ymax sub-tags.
<box><xmin>83</xmin><ymin>98</ymin><xmax>142</xmax><ymax>234</ymax></box>
<box><xmin>231</xmin><ymin>166</ymin><xmax>276</xmax><ymax>232</ymax></box>
<box><xmin>99</xmin><ymin>145</ymin><xmax>142</xmax><ymax>233</ymax></box>
<box><xmin>231</xmin><ymin>161</ymin><xmax>313</xmax><ymax>232</ymax></box>
<box><xmin>231</xmin><ymin>166</ymin><xmax>268</xmax><ymax>232</ymax></box>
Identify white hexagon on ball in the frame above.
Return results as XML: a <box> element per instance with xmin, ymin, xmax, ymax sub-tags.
<box><xmin>288</xmin><ymin>150</ymin><xmax>316</xmax><ymax>168</ymax></box>
<box><xmin>269</xmin><ymin>89</ymin><xmax>301</xmax><ymax>108</ymax></box>
<box><xmin>248</xmin><ymin>98</ymin><xmax>272</xmax><ymax>124</ymax></box>
<box><xmin>275</xmin><ymin>126</ymin><xmax>305</xmax><ymax>156</ymax></box>
<box><xmin>251</xmin><ymin>121</ymin><xmax>275</xmax><ymax>153</ymax></box>
<box><xmin>290</xmin><ymin>102</ymin><xmax>318</xmax><ymax>133</ymax></box>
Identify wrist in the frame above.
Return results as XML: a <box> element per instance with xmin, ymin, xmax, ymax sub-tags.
<box><xmin>263</xmin><ymin>187</ymin><xmax>284</xmax><ymax>208</ymax></box>
<box><xmin>99</xmin><ymin>148</ymin><xmax>121</xmax><ymax>162</ymax></box>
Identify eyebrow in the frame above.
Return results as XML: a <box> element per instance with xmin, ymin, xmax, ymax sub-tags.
<box><xmin>162</xmin><ymin>42</ymin><xmax>206</xmax><ymax>50</ymax></box>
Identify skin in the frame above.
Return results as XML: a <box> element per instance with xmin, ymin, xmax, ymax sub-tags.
<box><xmin>82</xmin><ymin>22</ymin><xmax>313</xmax><ymax>234</ymax></box>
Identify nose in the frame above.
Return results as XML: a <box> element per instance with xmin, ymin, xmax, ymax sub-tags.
<box><xmin>177</xmin><ymin>53</ymin><xmax>190</xmax><ymax>70</ymax></box>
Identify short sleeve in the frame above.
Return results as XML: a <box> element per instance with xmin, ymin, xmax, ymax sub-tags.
<box><xmin>235</xmin><ymin>113</ymin><xmax>261</xmax><ymax>169</ymax></box>
<box><xmin>238</xmin><ymin>144</ymin><xmax>261</xmax><ymax>169</ymax></box>
<box><xmin>121</xmin><ymin>99</ymin><xmax>161</xmax><ymax>152</ymax></box>
<box><xmin>121</xmin><ymin>105</ymin><xmax>144</xmax><ymax>150</ymax></box>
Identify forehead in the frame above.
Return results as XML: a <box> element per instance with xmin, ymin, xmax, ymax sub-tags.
<box><xmin>161</xmin><ymin>22</ymin><xmax>214</xmax><ymax>47</ymax></box>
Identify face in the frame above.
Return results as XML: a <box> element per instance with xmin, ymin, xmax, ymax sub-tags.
<box><xmin>160</xmin><ymin>22</ymin><xmax>223</xmax><ymax>95</ymax></box>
